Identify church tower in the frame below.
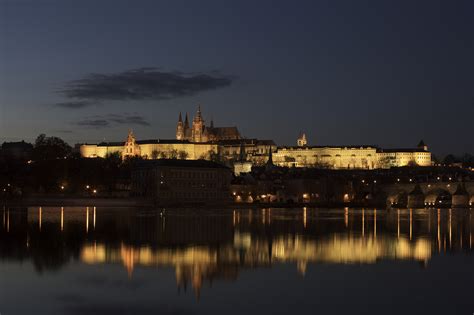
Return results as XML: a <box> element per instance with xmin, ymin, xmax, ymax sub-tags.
<box><xmin>192</xmin><ymin>105</ymin><xmax>205</xmax><ymax>142</ymax></box>
<box><xmin>176</xmin><ymin>112</ymin><xmax>184</xmax><ymax>140</ymax></box>
<box><xmin>297</xmin><ymin>133</ymin><xmax>307</xmax><ymax>147</ymax></box>
<box><xmin>122</xmin><ymin>130</ymin><xmax>141</xmax><ymax>160</ymax></box>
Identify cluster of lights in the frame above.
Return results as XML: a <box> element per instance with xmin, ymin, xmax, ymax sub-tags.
<box><xmin>84</xmin><ymin>185</ymin><xmax>97</xmax><ymax>194</ymax></box>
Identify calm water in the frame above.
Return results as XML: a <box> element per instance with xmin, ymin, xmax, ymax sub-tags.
<box><xmin>0</xmin><ymin>206</ymin><xmax>473</xmax><ymax>315</ymax></box>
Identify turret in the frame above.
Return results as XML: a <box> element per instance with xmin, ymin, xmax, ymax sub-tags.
<box><xmin>417</xmin><ymin>140</ymin><xmax>428</xmax><ymax>151</ymax></box>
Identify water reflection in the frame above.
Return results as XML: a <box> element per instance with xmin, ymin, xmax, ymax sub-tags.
<box><xmin>0</xmin><ymin>206</ymin><xmax>473</xmax><ymax>296</ymax></box>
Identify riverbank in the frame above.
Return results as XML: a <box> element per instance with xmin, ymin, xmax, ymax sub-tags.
<box><xmin>2</xmin><ymin>196</ymin><xmax>388</xmax><ymax>208</ymax></box>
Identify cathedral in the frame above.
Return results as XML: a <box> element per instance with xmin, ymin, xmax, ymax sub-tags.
<box><xmin>176</xmin><ymin>105</ymin><xmax>241</xmax><ymax>143</ymax></box>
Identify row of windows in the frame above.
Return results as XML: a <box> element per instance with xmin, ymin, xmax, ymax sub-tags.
<box><xmin>168</xmin><ymin>170</ymin><xmax>218</xmax><ymax>179</ymax></box>
<box><xmin>168</xmin><ymin>181</ymin><xmax>220</xmax><ymax>189</ymax></box>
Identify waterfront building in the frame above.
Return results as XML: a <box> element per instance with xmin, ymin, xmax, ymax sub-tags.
<box><xmin>131</xmin><ymin>159</ymin><xmax>232</xmax><ymax>204</ymax></box>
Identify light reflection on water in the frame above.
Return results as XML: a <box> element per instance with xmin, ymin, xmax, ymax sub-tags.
<box><xmin>0</xmin><ymin>206</ymin><xmax>473</xmax><ymax>314</ymax></box>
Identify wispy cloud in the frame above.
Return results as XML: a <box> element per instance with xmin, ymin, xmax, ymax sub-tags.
<box><xmin>76</xmin><ymin>119</ymin><xmax>109</xmax><ymax>128</ymax></box>
<box><xmin>75</xmin><ymin>113</ymin><xmax>150</xmax><ymax>129</ymax></box>
<box><xmin>53</xmin><ymin>101</ymin><xmax>97</xmax><ymax>109</ymax></box>
<box><xmin>58</xmin><ymin>67</ymin><xmax>235</xmax><ymax>102</ymax></box>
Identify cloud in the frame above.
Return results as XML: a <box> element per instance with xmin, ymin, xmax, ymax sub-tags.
<box><xmin>107</xmin><ymin>114</ymin><xmax>150</xmax><ymax>126</ymax></box>
<box><xmin>76</xmin><ymin>119</ymin><xmax>109</xmax><ymax>128</ymax></box>
<box><xmin>59</xmin><ymin>67</ymin><xmax>235</xmax><ymax>101</ymax></box>
<box><xmin>53</xmin><ymin>101</ymin><xmax>97</xmax><ymax>109</ymax></box>
<box><xmin>75</xmin><ymin>113</ymin><xmax>150</xmax><ymax>129</ymax></box>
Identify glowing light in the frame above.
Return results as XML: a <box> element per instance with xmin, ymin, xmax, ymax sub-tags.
<box><xmin>86</xmin><ymin>185</ymin><xmax>90</xmax><ymax>189</ymax></box>
<box><xmin>343</xmin><ymin>193</ymin><xmax>350</xmax><ymax>203</ymax></box>
<box><xmin>60</xmin><ymin>185</ymin><xmax>65</xmax><ymax>190</ymax></box>
<box><xmin>93</xmin><ymin>189</ymin><xmax>97</xmax><ymax>194</ymax></box>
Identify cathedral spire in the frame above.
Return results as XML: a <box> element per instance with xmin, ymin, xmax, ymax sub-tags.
<box><xmin>176</xmin><ymin>112</ymin><xmax>184</xmax><ymax>140</ymax></box>
<box><xmin>184</xmin><ymin>113</ymin><xmax>189</xmax><ymax>128</ymax></box>
<box><xmin>195</xmin><ymin>104</ymin><xmax>202</xmax><ymax>121</ymax></box>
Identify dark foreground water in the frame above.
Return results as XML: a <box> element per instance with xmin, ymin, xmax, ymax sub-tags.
<box><xmin>0</xmin><ymin>206</ymin><xmax>473</xmax><ymax>315</ymax></box>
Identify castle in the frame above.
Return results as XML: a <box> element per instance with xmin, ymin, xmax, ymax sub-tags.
<box><xmin>176</xmin><ymin>105</ymin><xmax>241</xmax><ymax>142</ymax></box>
<box><xmin>78</xmin><ymin>105</ymin><xmax>432</xmax><ymax>170</ymax></box>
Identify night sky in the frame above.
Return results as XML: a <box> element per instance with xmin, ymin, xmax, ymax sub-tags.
<box><xmin>1</xmin><ymin>0</ymin><xmax>473</xmax><ymax>156</ymax></box>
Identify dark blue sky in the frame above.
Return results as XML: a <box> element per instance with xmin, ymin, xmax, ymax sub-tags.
<box><xmin>0</xmin><ymin>0</ymin><xmax>473</xmax><ymax>155</ymax></box>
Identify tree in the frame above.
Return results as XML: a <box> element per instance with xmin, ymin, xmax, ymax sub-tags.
<box><xmin>169</xmin><ymin>149</ymin><xmax>178</xmax><ymax>159</ymax></box>
<box><xmin>151</xmin><ymin>150</ymin><xmax>160</xmax><ymax>159</ymax></box>
<box><xmin>178</xmin><ymin>150</ymin><xmax>189</xmax><ymax>160</ymax></box>
<box><xmin>33</xmin><ymin>134</ymin><xmax>72</xmax><ymax>161</ymax></box>
<box><xmin>443</xmin><ymin>154</ymin><xmax>459</xmax><ymax>166</ymax></box>
<box><xmin>407</xmin><ymin>160</ymin><xmax>419</xmax><ymax>167</ymax></box>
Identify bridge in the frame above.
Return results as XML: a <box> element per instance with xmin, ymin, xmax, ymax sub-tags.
<box><xmin>377</xmin><ymin>181</ymin><xmax>474</xmax><ymax>208</ymax></box>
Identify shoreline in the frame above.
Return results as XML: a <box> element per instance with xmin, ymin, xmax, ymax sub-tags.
<box><xmin>2</xmin><ymin>196</ymin><xmax>386</xmax><ymax>208</ymax></box>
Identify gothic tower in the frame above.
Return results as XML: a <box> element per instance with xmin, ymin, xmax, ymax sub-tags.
<box><xmin>184</xmin><ymin>113</ymin><xmax>190</xmax><ymax>140</ymax></box>
<box><xmin>176</xmin><ymin>112</ymin><xmax>184</xmax><ymax>140</ymax></box>
<box><xmin>192</xmin><ymin>105</ymin><xmax>204</xmax><ymax>142</ymax></box>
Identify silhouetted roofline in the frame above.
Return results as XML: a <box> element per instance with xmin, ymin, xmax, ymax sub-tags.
<box><xmin>133</xmin><ymin>159</ymin><xmax>230</xmax><ymax>169</ymax></box>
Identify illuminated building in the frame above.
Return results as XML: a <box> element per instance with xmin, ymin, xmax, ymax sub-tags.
<box><xmin>273</xmin><ymin>136</ymin><xmax>431</xmax><ymax>169</ymax></box>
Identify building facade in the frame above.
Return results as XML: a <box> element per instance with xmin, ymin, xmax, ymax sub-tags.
<box><xmin>272</xmin><ymin>136</ymin><xmax>431</xmax><ymax>169</ymax></box>
<box><xmin>131</xmin><ymin>159</ymin><xmax>232</xmax><ymax>204</ymax></box>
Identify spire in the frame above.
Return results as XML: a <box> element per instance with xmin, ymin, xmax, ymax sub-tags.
<box><xmin>178</xmin><ymin>112</ymin><xmax>182</xmax><ymax>123</ymax></box>
<box><xmin>184</xmin><ymin>113</ymin><xmax>189</xmax><ymax>128</ymax></box>
<box><xmin>210</xmin><ymin>115</ymin><xmax>214</xmax><ymax>128</ymax></box>
<box><xmin>195</xmin><ymin>104</ymin><xmax>202</xmax><ymax>120</ymax></box>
